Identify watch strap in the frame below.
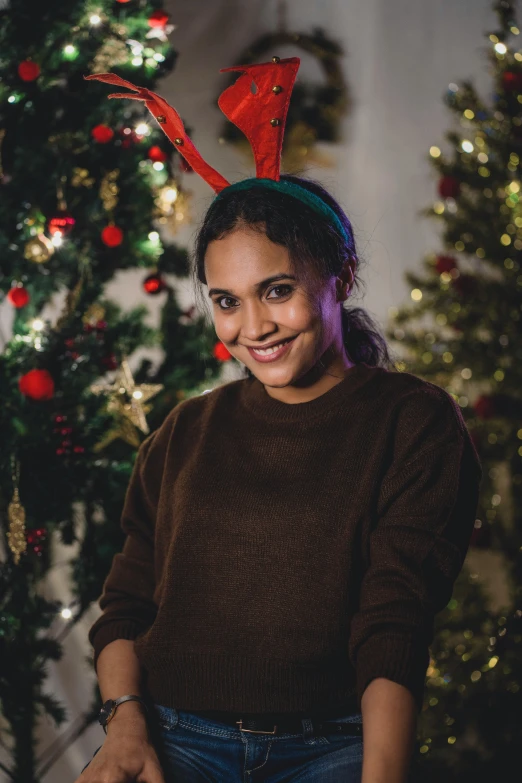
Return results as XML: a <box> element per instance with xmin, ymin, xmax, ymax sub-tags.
<box><xmin>101</xmin><ymin>694</ymin><xmax>149</xmax><ymax>733</ymax></box>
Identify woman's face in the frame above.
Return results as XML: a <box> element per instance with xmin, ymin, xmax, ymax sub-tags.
<box><xmin>204</xmin><ymin>224</ymin><xmax>355</xmax><ymax>395</ymax></box>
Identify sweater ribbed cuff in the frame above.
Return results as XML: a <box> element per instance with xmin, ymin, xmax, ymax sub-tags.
<box><xmin>355</xmin><ymin>632</ymin><xmax>430</xmax><ymax>714</ymax></box>
<box><xmin>91</xmin><ymin>620</ymin><xmax>149</xmax><ymax>673</ymax></box>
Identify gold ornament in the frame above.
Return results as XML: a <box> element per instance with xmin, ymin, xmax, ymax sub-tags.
<box><xmin>99</xmin><ymin>169</ymin><xmax>120</xmax><ymax>213</ymax></box>
<box><xmin>89</xmin><ymin>37</ymin><xmax>129</xmax><ymax>73</ymax></box>
<box><xmin>72</xmin><ymin>167</ymin><xmax>95</xmax><ymax>188</ymax></box>
<box><xmin>7</xmin><ymin>458</ymin><xmax>27</xmax><ymax>565</ymax></box>
<box><xmin>93</xmin><ymin>416</ymin><xmax>142</xmax><ymax>452</ymax></box>
<box><xmin>90</xmin><ymin>357</ymin><xmax>163</xmax><ymax>436</ymax></box>
<box><xmin>161</xmin><ymin>188</ymin><xmax>193</xmax><ymax>234</ymax></box>
<box><xmin>24</xmin><ymin>234</ymin><xmax>55</xmax><ymax>263</ymax></box>
<box><xmin>82</xmin><ymin>301</ymin><xmax>106</xmax><ymax>326</ymax></box>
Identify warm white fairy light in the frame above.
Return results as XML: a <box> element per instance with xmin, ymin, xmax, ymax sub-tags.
<box><xmin>89</xmin><ymin>13</ymin><xmax>101</xmax><ymax>25</ymax></box>
<box><xmin>154</xmin><ymin>53</ymin><xmax>165</xmax><ymax>62</ymax></box>
<box><xmin>133</xmin><ymin>390</ymin><xmax>143</xmax><ymax>400</ymax></box>
<box><xmin>494</xmin><ymin>42</ymin><xmax>507</xmax><ymax>54</ymax></box>
<box><xmin>32</xmin><ymin>319</ymin><xmax>44</xmax><ymax>331</ymax></box>
<box><xmin>64</xmin><ymin>44</ymin><xmax>76</xmax><ymax>55</ymax></box>
<box><xmin>51</xmin><ymin>233</ymin><xmax>63</xmax><ymax>247</ymax></box>
<box><xmin>152</xmin><ymin>161</ymin><xmax>164</xmax><ymax>171</ymax></box>
<box><xmin>135</xmin><ymin>122</ymin><xmax>150</xmax><ymax>136</ymax></box>
<box><xmin>164</xmin><ymin>186</ymin><xmax>178</xmax><ymax>203</ymax></box>
<box><xmin>61</xmin><ymin>607</ymin><xmax>73</xmax><ymax>620</ymax></box>
<box><xmin>148</xmin><ymin>231</ymin><xmax>160</xmax><ymax>242</ymax></box>
<box><xmin>461</xmin><ymin>140</ymin><xmax>474</xmax><ymax>153</ymax></box>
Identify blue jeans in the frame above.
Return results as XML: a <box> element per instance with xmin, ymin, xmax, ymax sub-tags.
<box><xmin>81</xmin><ymin>704</ymin><xmax>364</xmax><ymax>782</ymax></box>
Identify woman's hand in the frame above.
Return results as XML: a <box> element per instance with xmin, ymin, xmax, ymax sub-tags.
<box><xmin>75</xmin><ymin>713</ymin><xmax>166</xmax><ymax>783</ymax></box>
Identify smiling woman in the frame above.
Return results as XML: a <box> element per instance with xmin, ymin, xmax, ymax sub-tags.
<box><xmin>192</xmin><ymin>173</ymin><xmax>396</xmax><ymax>404</ymax></box>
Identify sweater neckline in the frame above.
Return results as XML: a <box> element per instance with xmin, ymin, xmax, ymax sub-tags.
<box><xmin>240</xmin><ymin>362</ymin><xmax>382</xmax><ymax>423</ymax></box>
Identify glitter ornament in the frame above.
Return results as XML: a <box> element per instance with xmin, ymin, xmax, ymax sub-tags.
<box><xmin>24</xmin><ymin>234</ymin><xmax>54</xmax><ymax>263</ymax></box>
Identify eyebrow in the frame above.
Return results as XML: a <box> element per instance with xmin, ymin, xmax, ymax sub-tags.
<box><xmin>207</xmin><ymin>274</ymin><xmax>297</xmax><ymax>298</ymax></box>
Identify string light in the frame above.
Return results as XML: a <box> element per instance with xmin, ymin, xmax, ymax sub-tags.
<box><xmin>89</xmin><ymin>14</ymin><xmax>101</xmax><ymax>25</ymax></box>
<box><xmin>135</xmin><ymin>122</ymin><xmax>150</xmax><ymax>136</ymax></box>
<box><xmin>32</xmin><ymin>319</ymin><xmax>44</xmax><ymax>331</ymax></box>
<box><xmin>152</xmin><ymin>161</ymin><xmax>164</xmax><ymax>171</ymax></box>
<box><xmin>51</xmin><ymin>233</ymin><xmax>63</xmax><ymax>247</ymax></box>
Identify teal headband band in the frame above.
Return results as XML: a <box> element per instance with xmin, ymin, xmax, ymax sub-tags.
<box><xmin>212</xmin><ymin>177</ymin><xmax>351</xmax><ymax>245</ymax></box>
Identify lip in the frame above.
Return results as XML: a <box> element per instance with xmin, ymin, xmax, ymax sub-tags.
<box><xmin>246</xmin><ymin>336</ymin><xmax>297</xmax><ymax>363</ymax></box>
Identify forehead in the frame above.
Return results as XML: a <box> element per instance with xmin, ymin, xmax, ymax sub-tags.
<box><xmin>204</xmin><ymin>227</ymin><xmax>291</xmax><ymax>286</ymax></box>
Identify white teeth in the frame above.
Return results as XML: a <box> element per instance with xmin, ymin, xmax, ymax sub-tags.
<box><xmin>252</xmin><ymin>340</ymin><xmax>289</xmax><ymax>355</ymax></box>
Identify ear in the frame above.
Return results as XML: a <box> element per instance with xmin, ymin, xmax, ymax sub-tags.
<box><xmin>218</xmin><ymin>57</ymin><xmax>300</xmax><ymax>181</ymax></box>
<box><xmin>84</xmin><ymin>73</ymin><xmax>230</xmax><ymax>193</ymax></box>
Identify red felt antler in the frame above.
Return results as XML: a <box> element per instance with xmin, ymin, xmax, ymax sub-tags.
<box><xmin>218</xmin><ymin>56</ymin><xmax>300</xmax><ymax>181</ymax></box>
<box><xmin>84</xmin><ymin>72</ymin><xmax>230</xmax><ymax>194</ymax></box>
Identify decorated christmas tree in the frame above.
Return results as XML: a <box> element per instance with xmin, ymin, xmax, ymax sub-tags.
<box><xmin>0</xmin><ymin>2</ymin><xmax>225</xmax><ymax>781</ymax></box>
<box><xmin>386</xmin><ymin>1</ymin><xmax>522</xmax><ymax>779</ymax></box>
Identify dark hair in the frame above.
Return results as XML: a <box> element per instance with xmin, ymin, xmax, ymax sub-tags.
<box><xmin>191</xmin><ymin>173</ymin><xmax>396</xmax><ymax>377</ymax></box>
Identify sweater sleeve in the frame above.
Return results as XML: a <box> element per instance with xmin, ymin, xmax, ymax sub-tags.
<box><xmin>348</xmin><ymin>388</ymin><xmax>483</xmax><ymax>713</ymax></box>
<box><xmin>88</xmin><ymin>429</ymin><xmax>161</xmax><ymax>673</ymax></box>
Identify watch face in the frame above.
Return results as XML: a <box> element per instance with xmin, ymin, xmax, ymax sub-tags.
<box><xmin>99</xmin><ymin>699</ymin><xmax>116</xmax><ymax>726</ymax></box>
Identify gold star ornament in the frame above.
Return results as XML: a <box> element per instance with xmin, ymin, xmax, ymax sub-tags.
<box><xmin>90</xmin><ymin>358</ymin><xmax>163</xmax><ymax>436</ymax></box>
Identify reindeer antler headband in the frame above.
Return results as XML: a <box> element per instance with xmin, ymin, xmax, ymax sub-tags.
<box><xmin>84</xmin><ymin>56</ymin><xmax>349</xmax><ymax>242</ymax></box>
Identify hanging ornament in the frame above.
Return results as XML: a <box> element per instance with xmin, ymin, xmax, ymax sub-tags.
<box><xmin>91</xmin><ymin>124</ymin><xmax>114</xmax><ymax>143</ymax></box>
<box><xmin>7</xmin><ymin>458</ymin><xmax>27</xmax><ymax>565</ymax></box>
<box><xmin>148</xmin><ymin>10</ymin><xmax>170</xmax><ymax>27</ymax></box>
<box><xmin>24</xmin><ymin>234</ymin><xmax>54</xmax><ymax>263</ymax></box>
<box><xmin>18</xmin><ymin>60</ymin><xmax>40</xmax><ymax>81</ymax></box>
<box><xmin>99</xmin><ymin>168</ymin><xmax>120</xmax><ymax>212</ymax></box>
<box><xmin>438</xmin><ymin>175</ymin><xmax>460</xmax><ymax>199</ymax></box>
<box><xmin>148</xmin><ymin>145</ymin><xmax>168</xmax><ymax>163</ymax></box>
<box><xmin>101</xmin><ymin>224</ymin><xmax>123</xmax><ymax>247</ymax></box>
<box><xmin>90</xmin><ymin>357</ymin><xmax>163</xmax><ymax>436</ymax></box>
<box><xmin>435</xmin><ymin>254</ymin><xmax>458</xmax><ymax>274</ymax></box>
<box><xmin>213</xmin><ymin>341</ymin><xmax>233</xmax><ymax>361</ymax></box>
<box><xmin>26</xmin><ymin>527</ymin><xmax>47</xmax><ymax>556</ymax></box>
<box><xmin>146</xmin><ymin>10</ymin><xmax>176</xmax><ymax>41</ymax></box>
<box><xmin>82</xmin><ymin>301</ymin><xmax>106</xmax><ymax>329</ymax></box>
<box><xmin>71</xmin><ymin>167</ymin><xmax>95</xmax><ymax>188</ymax></box>
<box><xmin>19</xmin><ymin>368</ymin><xmax>55</xmax><ymax>400</ymax></box>
<box><xmin>48</xmin><ymin>210</ymin><xmax>75</xmax><ymax>236</ymax></box>
<box><xmin>116</xmin><ymin>0</ymin><xmax>132</xmax><ymax>3</ymax></box>
<box><xmin>502</xmin><ymin>70</ymin><xmax>522</xmax><ymax>92</ymax></box>
<box><xmin>143</xmin><ymin>271</ymin><xmax>167</xmax><ymax>294</ymax></box>
<box><xmin>7</xmin><ymin>286</ymin><xmax>30</xmax><ymax>307</ymax></box>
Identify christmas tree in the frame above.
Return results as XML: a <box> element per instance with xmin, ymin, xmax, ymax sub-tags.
<box><xmin>385</xmin><ymin>1</ymin><xmax>522</xmax><ymax>779</ymax></box>
<box><xmin>0</xmin><ymin>2</ymin><xmax>225</xmax><ymax>781</ymax></box>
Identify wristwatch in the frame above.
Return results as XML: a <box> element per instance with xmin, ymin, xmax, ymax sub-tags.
<box><xmin>98</xmin><ymin>694</ymin><xmax>149</xmax><ymax>734</ymax></box>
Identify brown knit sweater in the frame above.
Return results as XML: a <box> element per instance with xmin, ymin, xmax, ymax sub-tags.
<box><xmin>88</xmin><ymin>363</ymin><xmax>483</xmax><ymax>715</ymax></box>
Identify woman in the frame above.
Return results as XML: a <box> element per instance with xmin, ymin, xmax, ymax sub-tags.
<box><xmin>77</xmin><ymin>173</ymin><xmax>483</xmax><ymax>783</ymax></box>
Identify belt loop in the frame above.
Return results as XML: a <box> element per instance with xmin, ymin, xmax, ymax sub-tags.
<box><xmin>301</xmin><ymin>717</ymin><xmax>314</xmax><ymax>740</ymax></box>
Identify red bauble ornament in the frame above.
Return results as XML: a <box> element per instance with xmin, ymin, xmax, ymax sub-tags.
<box><xmin>473</xmin><ymin>394</ymin><xmax>496</xmax><ymax>419</ymax></box>
<box><xmin>148</xmin><ymin>9</ymin><xmax>170</xmax><ymax>27</ymax></box>
<box><xmin>438</xmin><ymin>175</ymin><xmax>461</xmax><ymax>199</ymax></box>
<box><xmin>101</xmin><ymin>225</ymin><xmax>123</xmax><ymax>247</ymax></box>
<box><xmin>147</xmin><ymin>145</ymin><xmax>168</xmax><ymax>163</ymax></box>
<box><xmin>502</xmin><ymin>71</ymin><xmax>522</xmax><ymax>92</ymax></box>
<box><xmin>101</xmin><ymin>353</ymin><xmax>118</xmax><ymax>370</ymax></box>
<box><xmin>116</xmin><ymin>0</ymin><xmax>132</xmax><ymax>3</ymax></box>
<box><xmin>179</xmin><ymin>156</ymin><xmax>194</xmax><ymax>173</ymax></box>
<box><xmin>213</xmin><ymin>341</ymin><xmax>233</xmax><ymax>361</ymax></box>
<box><xmin>18</xmin><ymin>60</ymin><xmax>40</xmax><ymax>81</ymax></box>
<box><xmin>19</xmin><ymin>368</ymin><xmax>55</xmax><ymax>400</ymax></box>
<box><xmin>7</xmin><ymin>286</ymin><xmax>30</xmax><ymax>307</ymax></box>
<box><xmin>48</xmin><ymin>211</ymin><xmax>75</xmax><ymax>236</ymax></box>
<box><xmin>143</xmin><ymin>272</ymin><xmax>167</xmax><ymax>294</ymax></box>
<box><xmin>91</xmin><ymin>124</ymin><xmax>114</xmax><ymax>143</ymax></box>
<box><xmin>435</xmin><ymin>254</ymin><xmax>458</xmax><ymax>274</ymax></box>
